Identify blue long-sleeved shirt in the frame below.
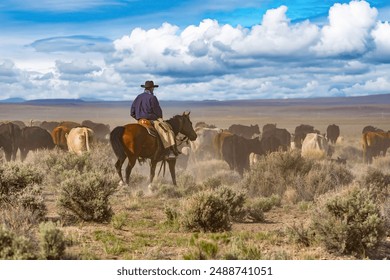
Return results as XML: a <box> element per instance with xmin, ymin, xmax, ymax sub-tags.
<box><xmin>130</xmin><ymin>90</ymin><xmax>163</xmax><ymax>120</ymax></box>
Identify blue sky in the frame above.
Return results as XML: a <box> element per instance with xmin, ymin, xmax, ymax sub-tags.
<box><xmin>1</xmin><ymin>0</ymin><xmax>390</xmax><ymax>100</ymax></box>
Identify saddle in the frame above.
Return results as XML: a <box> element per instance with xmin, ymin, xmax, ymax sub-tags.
<box><xmin>137</xmin><ymin>119</ymin><xmax>158</xmax><ymax>138</ymax></box>
<box><xmin>137</xmin><ymin>119</ymin><xmax>164</xmax><ymax>161</ymax></box>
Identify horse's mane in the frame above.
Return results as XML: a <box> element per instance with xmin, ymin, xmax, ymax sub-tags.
<box><xmin>166</xmin><ymin>115</ymin><xmax>183</xmax><ymax>134</ymax></box>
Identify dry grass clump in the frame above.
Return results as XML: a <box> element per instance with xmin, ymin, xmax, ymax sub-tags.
<box><xmin>311</xmin><ymin>186</ymin><xmax>386</xmax><ymax>257</ymax></box>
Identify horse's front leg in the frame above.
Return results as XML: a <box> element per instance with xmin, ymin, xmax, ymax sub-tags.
<box><xmin>168</xmin><ymin>159</ymin><xmax>177</xmax><ymax>186</ymax></box>
<box><xmin>150</xmin><ymin>159</ymin><xmax>158</xmax><ymax>184</ymax></box>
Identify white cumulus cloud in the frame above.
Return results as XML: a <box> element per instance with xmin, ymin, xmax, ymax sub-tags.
<box><xmin>313</xmin><ymin>0</ymin><xmax>377</xmax><ymax>56</ymax></box>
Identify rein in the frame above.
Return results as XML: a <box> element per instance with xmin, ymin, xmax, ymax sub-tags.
<box><xmin>167</xmin><ymin>115</ymin><xmax>189</xmax><ymax>146</ymax></box>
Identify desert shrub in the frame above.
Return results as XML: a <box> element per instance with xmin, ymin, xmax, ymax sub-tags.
<box><xmin>0</xmin><ymin>162</ymin><xmax>43</xmax><ymax>201</ymax></box>
<box><xmin>39</xmin><ymin>222</ymin><xmax>66</xmax><ymax>259</ymax></box>
<box><xmin>111</xmin><ymin>212</ymin><xmax>129</xmax><ymax>230</ymax></box>
<box><xmin>382</xmin><ymin>198</ymin><xmax>390</xmax><ymax>231</ymax></box>
<box><xmin>0</xmin><ymin>163</ymin><xmax>47</xmax><ymax>221</ymax></box>
<box><xmin>360</xmin><ymin>168</ymin><xmax>390</xmax><ymax>202</ymax></box>
<box><xmin>57</xmin><ymin>170</ymin><xmax>118</xmax><ymax>223</ymax></box>
<box><xmin>180</xmin><ymin>190</ymin><xmax>233</xmax><ymax>232</ymax></box>
<box><xmin>0</xmin><ymin>205</ymin><xmax>40</xmax><ymax>237</ymax></box>
<box><xmin>243</xmin><ymin>150</ymin><xmax>313</xmax><ymax>198</ymax></box>
<box><xmin>297</xmin><ymin>161</ymin><xmax>353</xmax><ymax>201</ymax></box>
<box><xmin>311</xmin><ymin>187</ymin><xmax>386</xmax><ymax>257</ymax></box>
<box><xmin>217</xmin><ymin>187</ymin><xmax>247</xmax><ymax>222</ymax></box>
<box><xmin>30</xmin><ymin>146</ymin><xmax>117</xmax><ymax>187</ymax></box>
<box><xmin>286</xmin><ymin>223</ymin><xmax>314</xmax><ymax>247</ymax></box>
<box><xmin>15</xmin><ymin>185</ymin><xmax>47</xmax><ymax>221</ymax></box>
<box><xmin>202</xmin><ymin>176</ymin><xmax>222</xmax><ymax>190</ymax></box>
<box><xmin>0</xmin><ymin>227</ymin><xmax>36</xmax><ymax>260</ymax></box>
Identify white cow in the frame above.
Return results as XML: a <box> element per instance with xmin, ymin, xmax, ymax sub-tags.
<box><xmin>66</xmin><ymin>127</ymin><xmax>94</xmax><ymax>155</ymax></box>
<box><xmin>301</xmin><ymin>133</ymin><xmax>329</xmax><ymax>159</ymax></box>
<box><xmin>189</xmin><ymin>127</ymin><xmax>223</xmax><ymax>162</ymax></box>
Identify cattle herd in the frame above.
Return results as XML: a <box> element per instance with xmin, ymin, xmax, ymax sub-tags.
<box><xmin>0</xmin><ymin>120</ymin><xmax>110</xmax><ymax>161</ymax></box>
<box><xmin>0</xmin><ymin>119</ymin><xmax>389</xmax><ymax>176</ymax></box>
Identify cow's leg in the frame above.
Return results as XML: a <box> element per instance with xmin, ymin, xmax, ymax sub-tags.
<box><xmin>20</xmin><ymin>149</ymin><xmax>28</xmax><ymax>162</ymax></box>
<box><xmin>168</xmin><ymin>159</ymin><xmax>177</xmax><ymax>186</ymax></box>
<box><xmin>4</xmin><ymin>150</ymin><xmax>12</xmax><ymax>162</ymax></box>
<box><xmin>125</xmin><ymin>156</ymin><xmax>137</xmax><ymax>185</ymax></box>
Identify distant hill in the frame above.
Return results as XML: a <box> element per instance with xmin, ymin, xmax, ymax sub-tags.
<box><xmin>1</xmin><ymin>93</ymin><xmax>389</xmax><ymax>106</ymax></box>
<box><xmin>0</xmin><ymin>97</ymin><xmax>26</xmax><ymax>103</ymax></box>
<box><xmin>24</xmin><ymin>99</ymin><xmax>86</xmax><ymax>105</ymax></box>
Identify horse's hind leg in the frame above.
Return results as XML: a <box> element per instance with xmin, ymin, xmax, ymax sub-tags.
<box><xmin>125</xmin><ymin>156</ymin><xmax>137</xmax><ymax>185</ymax></box>
<box><xmin>115</xmin><ymin>156</ymin><xmax>126</xmax><ymax>182</ymax></box>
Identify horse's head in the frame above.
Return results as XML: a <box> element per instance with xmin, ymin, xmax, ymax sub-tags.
<box><xmin>178</xmin><ymin>112</ymin><xmax>197</xmax><ymax>141</ymax></box>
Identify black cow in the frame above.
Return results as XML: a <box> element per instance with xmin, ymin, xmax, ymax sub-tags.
<box><xmin>222</xmin><ymin>134</ymin><xmax>263</xmax><ymax>176</ymax></box>
<box><xmin>228</xmin><ymin>124</ymin><xmax>260</xmax><ymax>139</ymax></box>
<box><xmin>262</xmin><ymin>124</ymin><xmax>291</xmax><ymax>151</ymax></box>
<box><xmin>294</xmin><ymin>124</ymin><xmax>318</xmax><ymax>149</ymax></box>
<box><xmin>82</xmin><ymin>120</ymin><xmax>111</xmax><ymax>142</ymax></box>
<box><xmin>0</xmin><ymin>122</ymin><xmax>21</xmax><ymax>161</ymax></box>
<box><xmin>20</xmin><ymin>126</ymin><xmax>55</xmax><ymax>161</ymax></box>
<box><xmin>326</xmin><ymin>124</ymin><xmax>340</xmax><ymax>144</ymax></box>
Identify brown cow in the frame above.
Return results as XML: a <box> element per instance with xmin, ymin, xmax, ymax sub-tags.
<box><xmin>362</xmin><ymin>131</ymin><xmax>390</xmax><ymax>164</ymax></box>
<box><xmin>214</xmin><ymin>130</ymin><xmax>233</xmax><ymax>160</ymax></box>
<box><xmin>51</xmin><ymin>125</ymin><xmax>71</xmax><ymax>150</ymax></box>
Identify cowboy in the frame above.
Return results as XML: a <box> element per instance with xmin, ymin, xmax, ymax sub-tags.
<box><xmin>130</xmin><ymin>80</ymin><xmax>179</xmax><ymax>159</ymax></box>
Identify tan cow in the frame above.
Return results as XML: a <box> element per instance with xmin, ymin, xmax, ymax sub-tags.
<box><xmin>66</xmin><ymin>127</ymin><xmax>94</xmax><ymax>155</ymax></box>
<box><xmin>301</xmin><ymin>133</ymin><xmax>329</xmax><ymax>159</ymax></box>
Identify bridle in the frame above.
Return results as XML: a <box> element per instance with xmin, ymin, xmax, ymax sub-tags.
<box><xmin>175</xmin><ymin>115</ymin><xmax>190</xmax><ymax>147</ymax></box>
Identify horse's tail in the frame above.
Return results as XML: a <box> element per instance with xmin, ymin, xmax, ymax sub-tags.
<box><xmin>110</xmin><ymin>126</ymin><xmax>126</xmax><ymax>160</ymax></box>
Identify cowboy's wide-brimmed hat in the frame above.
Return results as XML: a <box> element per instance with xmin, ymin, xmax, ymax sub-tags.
<box><xmin>141</xmin><ymin>80</ymin><xmax>159</xmax><ymax>88</ymax></box>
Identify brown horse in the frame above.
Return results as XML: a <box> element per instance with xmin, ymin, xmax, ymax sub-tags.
<box><xmin>110</xmin><ymin>112</ymin><xmax>197</xmax><ymax>185</ymax></box>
